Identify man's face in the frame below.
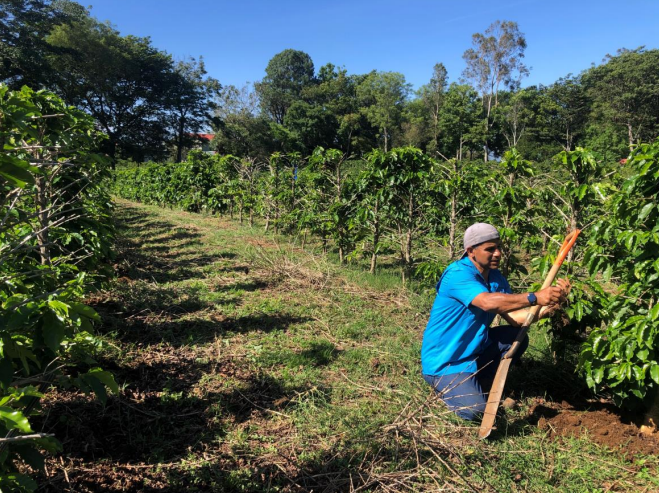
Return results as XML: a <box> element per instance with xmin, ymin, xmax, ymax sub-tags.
<box><xmin>468</xmin><ymin>240</ymin><xmax>502</xmax><ymax>271</ymax></box>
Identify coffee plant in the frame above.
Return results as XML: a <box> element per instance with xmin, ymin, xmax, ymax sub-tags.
<box><xmin>580</xmin><ymin>138</ymin><xmax>659</xmax><ymax>407</ymax></box>
<box><xmin>0</xmin><ymin>85</ymin><xmax>117</xmax><ymax>491</ymax></box>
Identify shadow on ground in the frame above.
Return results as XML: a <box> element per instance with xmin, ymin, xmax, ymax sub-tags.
<box><xmin>91</xmin><ymin>290</ymin><xmax>311</xmax><ymax>345</ymax></box>
<box><xmin>38</xmin><ymin>367</ymin><xmax>335</xmax><ymax>492</ymax></box>
<box><xmin>39</xmin><ymin>203</ymin><xmax>398</xmax><ymax>492</ymax></box>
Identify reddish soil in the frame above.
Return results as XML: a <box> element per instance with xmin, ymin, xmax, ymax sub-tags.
<box><xmin>528</xmin><ymin>398</ymin><xmax>659</xmax><ymax>456</ymax></box>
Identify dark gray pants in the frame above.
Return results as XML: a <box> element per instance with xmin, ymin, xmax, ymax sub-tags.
<box><xmin>423</xmin><ymin>326</ymin><xmax>529</xmax><ymax>420</ymax></box>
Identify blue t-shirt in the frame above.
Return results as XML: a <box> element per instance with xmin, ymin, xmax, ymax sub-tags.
<box><xmin>421</xmin><ymin>257</ymin><xmax>512</xmax><ymax>376</ymax></box>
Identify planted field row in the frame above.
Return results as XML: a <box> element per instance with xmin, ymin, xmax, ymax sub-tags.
<box><xmin>114</xmin><ymin>140</ymin><xmax>659</xmax><ymax>420</ymax></box>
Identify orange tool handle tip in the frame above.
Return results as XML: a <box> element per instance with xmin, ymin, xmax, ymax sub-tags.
<box><xmin>556</xmin><ymin>229</ymin><xmax>581</xmax><ymax>266</ymax></box>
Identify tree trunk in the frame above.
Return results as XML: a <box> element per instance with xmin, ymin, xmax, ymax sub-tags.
<box><xmin>501</xmin><ymin>172</ymin><xmax>515</xmax><ymax>276</ymax></box>
<box><xmin>627</xmin><ymin>121</ymin><xmax>635</xmax><ymax>152</ymax></box>
<box><xmin>176</xmin><ymin>118</ymin><xmax>185</xmax><ymax>163</ymax></box>
<box><xmin>249</xmin><ymin>209</ymin><xmax>254</xmax><ymax>227</ymax></box>
<box><xmin>35</xmin><ymin>176</ymin><xmax>51</xmax><ymax>266</ymax></box>
<box><xmin>339</xmin><ymin>245</ymin><xmax>345</xmax><ymax>264</ymax></box>
<box><xmin>370</xmin><ymin>198</ymin><xmax>380</xmax><ymax>274</ymax></box>
<box><xmin>400</xmin><ymin>246</ymin><xmax>407</xmax><ymax>284</ymax></box>
<box><xmin>274</xmin><ymin>202</ymin><xmax>279</xmax><ymax>234</ymax></box>
<box><xmin>400</xmin><ymin>193</ymin><xmax>414</xmax><ymax>283</ymax></box>
<box><xmin>404</xmin><ymin>229</ymin><xmax>412</xmax><ymax>266</ymax></box>
<box><xmin>404</xmin><ymin>193</ymin><xmax>414</xmax><ymax>266</ymax></box>
<box><xmin>449</xmin><ymin>189</ymin><xmax>457</xmax><ymax>258</ymax></box>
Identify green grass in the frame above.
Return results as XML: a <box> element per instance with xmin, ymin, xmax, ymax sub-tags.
<box><xmin>39</xmin><ymin>198</ymin><xmax>659</xmax><ymax>492</ymax></box>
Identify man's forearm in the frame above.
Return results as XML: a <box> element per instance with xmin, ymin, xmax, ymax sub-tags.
<box><xmin>471</xmin><ymin>292</ymin><xmax>532</xmax><ymax>314</ymax></box>
<box><xmin>504</xmin><ymin>306</ymin><xmax>554</xmax><ymax>326</ymax></box>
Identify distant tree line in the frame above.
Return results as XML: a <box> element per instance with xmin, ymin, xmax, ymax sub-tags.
<box><xmin>222</xmin><ymin>42</ymin><xmax>659</xmax><ymax>165</ymax></box>
<box><xmin>3</xmin><ymin>1</ymin><xmax>659</xmax><ymax>167</ymax></box>
<box><xmin>217</xmin><ymin>23</ymin><xmax>659</xmax><ymax>166</ymax></box>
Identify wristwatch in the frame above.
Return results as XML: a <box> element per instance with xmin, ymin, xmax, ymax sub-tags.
<box><xmin>527</xmin><ymin>292</ymin><xmax>537</xmax><ymax>306</ymax></box>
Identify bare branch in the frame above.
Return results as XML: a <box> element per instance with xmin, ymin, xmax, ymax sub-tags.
<box><xmin>0</xmin><ymin>433</ymin><xmax>56</xmax><ymax>444</ymax></box>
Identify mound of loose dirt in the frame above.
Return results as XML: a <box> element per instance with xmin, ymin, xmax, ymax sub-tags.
<box><xmin>528</xmin><ymin>398</ymin><xmax>659</xmax><ymax>456</ymax></box>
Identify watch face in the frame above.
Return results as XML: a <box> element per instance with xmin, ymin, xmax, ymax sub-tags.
<box><xmin>528</xmin><ymin>293</ymin><xmax>537</xmax><ymax>305</ymax></box>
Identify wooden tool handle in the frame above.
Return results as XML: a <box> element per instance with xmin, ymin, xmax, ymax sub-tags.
<box><xmin>478</xmin><ymin>229</ymin><xmax>580</xmax><ymax>439</ymax></box>
<box><xmin>504</xmin><ymin>229</ymin><xmax>581</xmax><ymax>360</ymax></box>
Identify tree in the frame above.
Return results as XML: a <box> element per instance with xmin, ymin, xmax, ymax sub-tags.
<box><xmin>233</xmin><ymin>157</ymin><xmax>263</xmax><ymax>226</ymax></box>
<box><xmin>437</xmin><ymin>83</ymin><xmax>482</xmax><ymax>160</ymax></box>
<box><xmin>400</xmin><ymin>98</ymin><xmax>431</xmax><ymax>150</ymax></box>
<box><xmin>427</xmin><ymin>158</ymin><xmax>483</xmax><ymax>259</ymax></box>
<box><xmin>357</xmin><ymin>71</ymin><xmax>411</xmax><ymax>151</ymax></box>
<box><xmin>46</xmin><ymin>17</ymin><xmax>176</xmax><ymax>161</ymax></box>
<box><xmin>581</xmin><ymin>138</ymin><xmax>659</xmax><ymax>414</ymax></box>
<box><xmin>380</xmin><ymin>147</ymin><xmax>433</xmax><ymax>281</ymax></box>
<box><xmin>583</xmin><ymin>48</ymin><xmax>659</xmax><ymax>153</ymax></box>
<box><xmin>418</xmin><ymin>63</ymin><xmax>448</xmax><ymax>154</ymax></box>
<box><xmin>497</xmin><ymin>87</ymin><xmax>536</xmax><ymax>149</ymax></box>
<box><xmin>299</xmin><ymin>63</ymin><xmax>365</xmax><ymax>153</ymax></box>
<box><xmin>214</xmin><ymin>83</ymin><xmax>275</xmax><ymax>160</ymax></box>
<box><xmin>482</xmin><ymin>148</ymin><xmax>536</xmax><ymax>276</ymax></box>
<box><xmin>358</xmin><ymin>150</ymin><xmax>393</xmax><ymax>273</ymax></box>
<box><xmin>307</xmin><ymin>148</ymin><xmax>356</xmax><ymax>263</ymax></box>
<box><xmin>462</xmin><ymin>20</ymin><xmax>529</xmax><ymax>160</ymax></box>
<box><xmin>0</xmin><ymin>84</ymin><xmax>117</xmax><ymax>491</ymax></box>
<box><xmin>0</xmin><ymin>0</ymin><xmax>87</xmax><ymax>88</ymax></box>
<box><xmin>167</xmin><ymin>57</ymin><xmax>221</xmax><ymax>162</ymax></box>
<box><xmin>255</xmin><ymin>49</ymin><xmax>315</xmax><ymax>124</ymax></box>
<box><xmin>538</xmin><ymin>76</ymin><xmax>589</xmax><ymax>153</ymax></box>
<box><xmin>552</xmin><ymin>147</ymin><xmax>601</xmax><ymax>234</ymax></box>
<box><xmin>283</xmin><ymin>100</ymin><xmax>338</xmax><ymax>154</ymax></box>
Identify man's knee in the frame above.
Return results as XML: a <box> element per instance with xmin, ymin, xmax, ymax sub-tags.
<box><xmin>425</xmin><ymin>373</ymin><xmax>487</xmax><ymax>421</ymax></box>
<box><xmin>453</xmin><ymin>400</ymin><xmax>486</xmax><ymax>421</ymax></box>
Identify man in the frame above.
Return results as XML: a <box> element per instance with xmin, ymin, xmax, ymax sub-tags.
<box><xmin>421</xmin><ymin>223</ymin><xmax>569</xmax><ymax>420</ymax></box>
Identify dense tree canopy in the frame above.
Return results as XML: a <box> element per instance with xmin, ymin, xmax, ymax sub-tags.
<box><xmin>47</xmin><ymin>18</ymin><xmax>175</xmax><ymax>160</ymax></box>
<box><xmin>255</xmin><ymin>49</ymin><xmax>316</xmax><ymax>124</ymax></box>
<box><xmin>167</xmin><ymin>57</ymin><xmax>221</xmax><ymax>162</ymax></box>
<box><xmin>583</xmin><ymin>48</ymin><xmax>659</xmax><ymax>153</ymax></box>
<box><xmin>0</xmin><ymin>0</ymin><xmax>86</xmax><ymax>88</ymax></box>
<box><xmin>1</xmin><ymin>0</ymin><xmax>219</xmax><ymax>161</ymax></box>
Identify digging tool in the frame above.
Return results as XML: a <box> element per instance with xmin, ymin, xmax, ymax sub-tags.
<box><xmin>478</xmin><ymin>229</ymin><xmax>581</xmax><ymax>439</ymax></box>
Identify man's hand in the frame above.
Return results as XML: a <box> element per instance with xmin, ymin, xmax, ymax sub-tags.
<box><xmin>502</xmin><ymin>278</ymin><xmax>572</xmax><ymax>326</ymax></box>
<box><xmin>538</xmin><ymin>278</ymin><xmax>571</xmax><ymax>318</ymax></box>
<box><xmin>556</xmin><ymin>278</ymin><xmax>572</xmax><ymax>297</ymax></box>
<box><xmin>536</xmin><ymin>277</ymin><xmax>570</xmax><ymax>306</ymax></box>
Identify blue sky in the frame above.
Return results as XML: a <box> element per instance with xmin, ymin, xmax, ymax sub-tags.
<box><xmin>86</xmin><ymin>0</ymin><xmax>659</xmax><ymax>91</ymax></box>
